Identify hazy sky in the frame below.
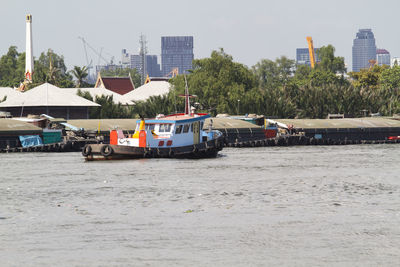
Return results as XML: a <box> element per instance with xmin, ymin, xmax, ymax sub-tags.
<box><xmin>1</xmin><ymin>0</ymin><xmax>400</xmax><ymax>71</ymax></box>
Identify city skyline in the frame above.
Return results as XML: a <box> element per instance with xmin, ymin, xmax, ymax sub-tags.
<box><xmin>1</xmin><ymin>0</ymin><xmax>400</xmax><ymax>71</ymax></box>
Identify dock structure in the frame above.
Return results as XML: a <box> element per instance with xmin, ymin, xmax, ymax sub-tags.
<box><xmin>275</xmin><ymin>117</ymin><xmax>400</xmax><ymax>142</ymax></box>
<box><xmin>1</xmin><ymin>116</ymin><xmax>400</xmax><ymax>154</ymax></box>
<box><xmin>203</xmin><ymin>117</ymin><xmax>266</xmax><ymax>146</ymax></box>
<box><xmin>0</xmin><ymin>119</ymin><xmax>42</xmax><ymax>149</ymax></box>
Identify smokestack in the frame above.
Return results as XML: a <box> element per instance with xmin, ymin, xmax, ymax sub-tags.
<box><xmin>25</xmin><ymin>14</ymin><xmax>33</xmax><ymax>82</ymax></box>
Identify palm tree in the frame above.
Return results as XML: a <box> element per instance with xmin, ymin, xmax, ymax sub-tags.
<box><xmin>71</xmin><ymin>66</ymin><xmax>88</xmax><ymax>88</ymax></box>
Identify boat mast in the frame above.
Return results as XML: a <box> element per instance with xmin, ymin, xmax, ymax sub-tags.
<box><xmin>184</xmin><ymin>75</ymin><xmax>190</xmax><ymax>115</ymax></box>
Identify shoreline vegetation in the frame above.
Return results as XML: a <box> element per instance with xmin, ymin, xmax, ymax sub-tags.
<box><xmin>0</xmin><ymin>46</ymin><xmax>399</xmax><ymax>119</ymax></box>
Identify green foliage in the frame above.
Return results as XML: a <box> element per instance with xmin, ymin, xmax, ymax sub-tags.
<box><xmin>316</xmin><ymin>45</ymin><xmax>346</xmax><ymax>74</ymax></box>
<box><xmin>77</xmin><ymin>89</ymin><xmax>132</xmax><ymax>119</ymax></box>
<box><xmin>252</xmin><ymin>56</ymin><xmax>295</xmax><ymax>89</ymax></box>
<box><xmin>76</xmin><ymin>89</ymin><xmax>93</xmax><ymax>101</ymax></box>
<box><xmin>378</xmin><ymin>66</ymin><xmax>400</xmax><ymax>115</ymax></box>
<box><xmin>0</xmin><ymin>46</ymin><xmax>25</xmax><ymax>87</ymax></box>
<box><xmin>31</xmin><ymin>49</ymin><xmax>74</xmax><ymax>87</ymax></box>
<box><xmin>130</xmin><ymin>95</ymin><xmax>177</xmax><ymax>118</ymax></box>
<box><xmin>100</xmin><ymin>68</ymin><xmax>141</xmax><ymax>88</ymax></box>
<box><xmin>1</xmin><ymin>45</ymin><xmax>398</xmax><ymax>118</ymax></box>
<box><xmin>89</xmin><ymin>95</ymin><xmax>131</xmax><ymax>119</ymax></box>
<box><xmin>71</xmin><ymin>66</ymin><xmax>90</xmax><ymax>87</ymax></box>
<box><xmin>170</xmin><ymin>49</ymin><xmax>257</xmax><ymax>116</ymax></box>
<box><xmin>348</xmin><ymin>65</ymin><xmax>387</xmax><ymax>89</ymax></box>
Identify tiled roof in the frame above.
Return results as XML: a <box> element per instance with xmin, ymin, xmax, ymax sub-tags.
<box><xmin>100</xmin><ymin>77</ymin><xmax>135</xmax><ymax>95</ymax></box>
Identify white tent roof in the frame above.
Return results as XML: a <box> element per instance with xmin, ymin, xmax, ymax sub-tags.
<box><xmin>61</xmin><ymin>87</ymin><xmax>133</xmax><ymax>105</ymax></box>
<box><xmin>0</xmin><ymin>87</ymin><xmax>21</xmax><ymax>100</ymax></box>
<box><xmin>0</xmin><ymin>83</ymin><xmax>100</xmax><ymax>107</ymax></box>
<box><xmin>122</xmin><ymin>81</ymin><xmax>171</xmax><ymax>103</ymax></box>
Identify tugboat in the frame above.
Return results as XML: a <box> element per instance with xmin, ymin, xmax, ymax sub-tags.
<box><xmin>82</xmin><ymin>85</ymin><xmax>224</xmax><ymax>160</ymax></box>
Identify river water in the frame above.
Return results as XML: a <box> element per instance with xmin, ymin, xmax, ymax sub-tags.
<box><xmin>1</xmin><ymin>145</ymin><xmax>399</xmax><ymax>266</ymax></box>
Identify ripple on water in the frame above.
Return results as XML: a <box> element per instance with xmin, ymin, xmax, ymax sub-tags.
<box><xmin>1</xmin><ymin>147</ymin><xmax>400</xmax><ymax>266</ymax></box>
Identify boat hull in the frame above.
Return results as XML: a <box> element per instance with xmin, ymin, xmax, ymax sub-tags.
<box><xmin>82</xmin><ymin>136</ymin><xmax>224</xmax><ymax>161</ymax></box>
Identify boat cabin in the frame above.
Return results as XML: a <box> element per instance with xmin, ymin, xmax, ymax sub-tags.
<box><xmin>111</xmin><ymin>113</ymin><xmax>216</xmax><ymax>148</ymax></box>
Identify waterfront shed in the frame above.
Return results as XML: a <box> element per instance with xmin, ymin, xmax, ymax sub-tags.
<box><xmin>0</xmin><ymin>83</ymin><xmax>100</xmax><ymax>119</ymax></box>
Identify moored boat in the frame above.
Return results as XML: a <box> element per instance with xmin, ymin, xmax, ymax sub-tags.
<box><xmin>82</xmin><ymin>85</ymin><xmax>224</xmax><ymax>160</ymax></box>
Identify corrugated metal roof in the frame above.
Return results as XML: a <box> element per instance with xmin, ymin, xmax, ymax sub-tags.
<box><xmin>0</xmin><ymin>118</ymin><xmax>42</xmax><ymax>134</ymax></box>
<box><xmin>122</xmin><ymin>81</ymin><xmax>170</xmax><ymax>102</ymax></box>
<box><xmin>275</xmin><ymin>118</ymin><xmax>400</xmax><ymax>129</ymax></box>
<box><xmin>0</xmin><ymin>83</ymin><xmax>100</xmax><ymax>107</ymax></box>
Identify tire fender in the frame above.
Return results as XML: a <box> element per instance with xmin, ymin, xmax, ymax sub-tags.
<box><xmin>100</xmin><ymin>144</ymin><xmax>113</xmax><ymax>157</ymax></box>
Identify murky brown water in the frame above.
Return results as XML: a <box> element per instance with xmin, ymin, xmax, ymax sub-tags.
<box><xmin>1</xmin><ymin>145</ymin><xmax>400</xmax><ymax>266</ymax></box>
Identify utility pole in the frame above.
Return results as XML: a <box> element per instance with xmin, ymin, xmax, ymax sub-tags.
<box><xmin>139</xmin><ymin>34</ymin><xmax>147</xmax><ymax>84</ymax></box>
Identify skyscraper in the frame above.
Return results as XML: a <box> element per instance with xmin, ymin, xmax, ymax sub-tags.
<box><xmin>376</xmin><ymin>49</ymin><xmax>390</xmax><ymax>66</ymax></box>
<box><xmin>130</xmin><ymin>54</ymin><xmax>161</xmax><ymax>78</ymax></box>
<box><xmin>296</xmin><ymin>48</ymin><xmax>319</xmax><ymax>66</ymax></box>
<box><xmin>352</xmin><ymin>29</ymin><xmax>377</xmax><ymax>72</ymax></box>
<box><xmin>161</xmin><ymin>36</ymin><xmax>194</xmax><ymax>76</ymax></box>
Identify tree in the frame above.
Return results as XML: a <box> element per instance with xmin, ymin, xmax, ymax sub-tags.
<box><xmin>0</xmin><ymin>46</ymin><xmax>25</xmax><ymax>87</ymax></box>
<box><xmin>77</xmin><ymin>90</ymin><xmax>132</xmax><ymax>119</ymax></box>
<box><xmin>252</xmin><ymin>56</ymin><xmax>295</xmax><ymax>89</ymax></box>
<box><xmin>71</xmin><ymin>66</ymin><xmax>89</xmax><ymax>88</ymax></box>
<box><xmin>316</xmin><ymin>45</ymin><xmax>346</xmax><ymax>74</ymax></box>
<box><xmin>32</xmin><ymin>49</ymin><xmax>74</xmax><ymax>88</ymax></box>
<box><xmin>378</xmin><ymin>66</ymin><xmax>400</xmax><ymax>115</ymax></box>
<box><xmin>171</xmin><ymin>49</ymin><xmax>257</xmax><ymax>115</ymax></box>
<box><xmin>100</xmin><ymin>68</ymin><xmax>141</xmax><ymax>88</ymax></box>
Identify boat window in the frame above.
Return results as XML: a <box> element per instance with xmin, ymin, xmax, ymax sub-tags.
<box><xmin>159</xmin><ymin>124</ymin><xmax>171</xmax><ymax>133</ymax></box>
<box><xmin>190</xmin><ymin>123</ymin><xmax>193</xmax><ymax>132</ymax></box>
<box><xmin>183</xmin><ymin>124</ymin><xmax>189</xmax><ymax>133</ymax></box>
<box><xmin>200</xmin><ymin>121</ymin><xmax>204</xmax><ymax>130</ymax></box>
<box><xmin>175</xmin><ymin>124</ymin><xmax>183</xmax><ymax>134</ymax></box>
<box><xmin>145</xmin><ymin>124</ymin><xmax>155</xmax><ymax>131</ymax></box>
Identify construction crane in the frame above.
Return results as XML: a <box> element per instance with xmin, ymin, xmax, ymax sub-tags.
<box><xmin>78</xmin><ymin>37</ymin><xmax>112</xmax><ymax>66</ymax></box>
<box><xmin>78</xmin><ymin>37</ymin><xmax>93</xmax><ymax>75</ymax></box>
<box><xmin>306</xmin><ymin>36</ymin><xmax>316</xmax><ymax>68</ymax></box>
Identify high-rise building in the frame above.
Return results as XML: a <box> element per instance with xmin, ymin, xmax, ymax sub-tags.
<box><xmin>130</xmin><ymin>54</ymin><xmax>161</xmax><ymax>78</ymax></box>
<box><xmin>161</xmin><ymin>36</ymin><xmax>194</xmax><ymax>76</ymax></box>
<box><xmin>146</xmin><ymin>55</ymin><xmax>161</xmax><ymax>77</ymax></box>
<box><xmin>121</xmin><ymin>49</ymin><xmax>131</xmax><ymax>68</ymax></box>
<box><xmin>121</xmin><ymin>49</ymin><xmax>161</xmax><ymax>78</ymax></box>
<box><xmin>296</xmin><ymin>48</ymin><xmax>319</xmax><ymax>66</ymax></box>
<box><xmin>352</xmin><ymin>29</ymin><xmax>377</xmax><ymax>72</ymax></box>
<box><xmin>376</xmin><ymin>49</ymin><xmax>390</xmax><ymax>66</ymax></box>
